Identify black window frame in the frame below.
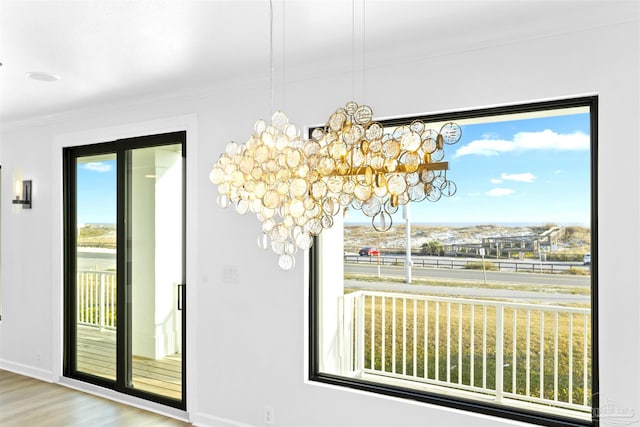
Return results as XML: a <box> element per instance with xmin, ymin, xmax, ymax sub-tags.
<box><xmin>308</xmin><ymin>96</ymin><xmax>599</xmax><ymax>427</ymax></box>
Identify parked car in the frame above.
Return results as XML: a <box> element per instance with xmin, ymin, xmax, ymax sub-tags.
<box><xmin>583</xmin><ymin>253</ymin><xmax>591</xmax><ymax>265</ymax></box>
<box><xmin>359</xmin><ymin>247</ymin><xmax>380</xmax><ymax>256</ymax></box>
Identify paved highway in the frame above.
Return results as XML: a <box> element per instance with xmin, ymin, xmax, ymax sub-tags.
<box><xmin>345</xmin><ymin>263</ymin><xmax>590</xmax><ymax>287</ymax></box>
<box><xmin>77</xmin><ymin>249</ymin><xmax>116</xmax><ymax>271</ymax></box>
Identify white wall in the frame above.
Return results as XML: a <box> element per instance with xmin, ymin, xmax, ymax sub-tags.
<box><xmin>1</xmin><ymin>4</ymin><xmax>639</xmax><ymax>427</ymax></box>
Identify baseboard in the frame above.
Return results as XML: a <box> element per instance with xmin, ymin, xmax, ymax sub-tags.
<box><xmin>0</xmin><ymin>359</ymin><xmax>55</xmax><ymax>383</ymax></box>
<box><xmin>191</xmin><ymin>412</ymin><xmax>255</xmax><ymax>427</ymax></box>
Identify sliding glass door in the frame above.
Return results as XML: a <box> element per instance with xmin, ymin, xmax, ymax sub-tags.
<box><xmin>64</xmin><ymin>132</ymin><xmax>186</xmax><ymax>408</ymax></box>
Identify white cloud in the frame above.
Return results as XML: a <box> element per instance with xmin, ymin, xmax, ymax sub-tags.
<box><xmin>490</xmin><ymin>178</ymin><xmax>503</xmax><ymax>184</ymax></box>
<box><xmin>501</xmin><ymin>172</ymin><xmax>535</xmax><ymax>183</ymax></box>
<box><xmin>83</xmin><ymin>162</ymin><xmax>112</xmax><ymax>173</ymax></box>
<box><xmin>454</xmin><ymin>129</ymin><xmax>589</xmax><ymax>158</ymax></box>
<box><xmin>486</xmin><ymin>188</ymin><xmax>515</xmax><ymax>197</ymax></box>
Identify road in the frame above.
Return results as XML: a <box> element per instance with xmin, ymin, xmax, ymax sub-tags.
<box><xmin>345</xmin><ymin>263</ymin><xmax>590</xmax><ymax>287</ymax></box>
<box><xmin>77</xmin><ymin>248</ymin><xmax>116</xmax><ymax>271</ymax></box>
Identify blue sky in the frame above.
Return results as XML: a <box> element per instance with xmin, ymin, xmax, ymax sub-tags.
<box><xmin>346</xmin><ymin>112</ymin><xmax>592</xmax><ymax>226</ymax></box>
<box><xmin>77</xmin><ymin>158</ymin><xmax>116</xmax><ymax>224</ymax></box>
<box><xmin>76</xmin><ymin>112</ymin><xmax>591</xmax><ymax>227</ymax></box>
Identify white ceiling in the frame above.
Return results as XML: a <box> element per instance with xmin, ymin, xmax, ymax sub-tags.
<box><xmin>0</xmin><ymin>0</ymin><xmax>634</xmax><ymax>124</ymax></box>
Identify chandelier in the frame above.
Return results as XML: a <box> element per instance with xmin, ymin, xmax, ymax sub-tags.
<box><xmin>210</xmin><ymin>101</ymin><xmax>461</xmax><ymax>270</ymax></box>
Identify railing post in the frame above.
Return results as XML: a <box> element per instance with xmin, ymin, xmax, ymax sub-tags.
<box><xmin>99</xmin><ymin>273</ymin><xmax>106</xmax><ymax>331</ymax></box>
<box><xmin>495</xmin><ymin>306</ymin><xmax>504</xmax><ymax>403</ymax></box>
<box><xmin>355</xmin><ymin>293</ymin><xmax>365</xmax><ymax>376</ymax></box>
<box><xmin>341</xmin><ymin>293</ymin><xmax>356</xmax><ymax>376</ymax></box>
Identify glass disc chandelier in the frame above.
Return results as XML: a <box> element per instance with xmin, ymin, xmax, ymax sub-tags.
<box><xmin>210</xmin><ymin>101</ymin><xmax>461</xmax><ymax>270</ymax></box>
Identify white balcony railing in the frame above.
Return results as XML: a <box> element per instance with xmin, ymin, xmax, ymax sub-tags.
<box><xmin>341</xmin><ymin>291</ymin><xmax>591</xmax><ymax>415</ymax></box>
<box><xmin>77</xmin><ymin>270</ymin><xmax>116</xmax><ymax>330</ymax></box>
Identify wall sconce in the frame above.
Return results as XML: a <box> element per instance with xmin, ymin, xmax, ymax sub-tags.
<box><xmin>12</xmin><ymin>179</ymin><xmax>32</xmax><ymax>209</ymax></box>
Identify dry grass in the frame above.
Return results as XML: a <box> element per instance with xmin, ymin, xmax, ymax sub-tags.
<box><xmin>78</xmin><ymin>224</ymin><xmax>116</xmax><ymax>249</ymax></box>
<box><xmin>358</xmin><ymin>294</ymin><xmax>592</xmax><ymax>405</ymax></box>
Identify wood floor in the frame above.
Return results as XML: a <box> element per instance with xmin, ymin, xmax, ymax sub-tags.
<box><xmin>76</xmin><ymin>325</ymin><xmax>182</xmax><ymax>400</ymax></box>
<box><xmin>0</xmin><ymin>370</ymin><xmax>190</xmax><ymax>426</ymax></box>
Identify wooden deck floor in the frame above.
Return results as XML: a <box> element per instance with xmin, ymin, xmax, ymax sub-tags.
<box><xmin>77</xmin><ymin>325</ymin><xmax>182</xmax><ymax>400</ymax></box>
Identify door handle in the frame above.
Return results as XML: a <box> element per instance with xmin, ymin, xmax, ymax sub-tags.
<box><xmin>177</xmin><ymin>284</ymin><xmax>185</xmax><ymax>310</ymax></box>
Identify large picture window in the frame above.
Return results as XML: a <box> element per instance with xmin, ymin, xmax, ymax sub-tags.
<box><xmin>309</xmin><ymin>97</ymin><xmax>597</xmax><ymax>426</ymax></box>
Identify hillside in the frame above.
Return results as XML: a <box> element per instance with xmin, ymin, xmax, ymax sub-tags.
<box><xmin>344</xmin><ymin>223</ymin><xmax>590</xmax><ymax>256</ymax></box>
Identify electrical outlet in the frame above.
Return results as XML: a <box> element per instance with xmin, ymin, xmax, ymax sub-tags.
<box><xmin>263</xmin><ymin>405</ymin><xmax>274</xmax><ymax>425</ymax></box>
<box><xmin>222</xmin><ymin>266</ymin><xmax>239</xmax><ymax>284</ymax></box>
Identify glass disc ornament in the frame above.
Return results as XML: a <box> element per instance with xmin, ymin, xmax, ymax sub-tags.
<box><xmin>262</xmin><ymin>218</ymin><xmax>275</xmax><ymax>233</ymax></box>
<box><xmin>272</xmin><ymin>111</ymin><xmax>289</xmax><ymax>130</ymax></box>
<box><xmin>290</xmin><ymin>178</ymin><xmax>308</xmax><ymax>198</ymax></box>
<box><xmin>408</xmin><ymin>184</ymin><xmax>426</xmax><ymax>202</ymax></box>
<box><xmin>257</xmin><ymin>233</ymin><xmax>271</xmax><ymax>250</ymax></box>
<box><xmin>284</xmin><ymin>241</ymin><xmax>297</xmax><ymax>256</ymax></box>
<box><xmin>263</xmin><ymin>190</ymin><xmax>280</xmax><ymax>209</ymax></box>
<box><xmin>338</xmin><ymin>193</ymin><xmax>353</xmax><ymax>206</ymax></box>
<box><xmin>322</xmin><ymin>197</ymin><xmax>340</xmax><ymax>216</ymax></box>
<box><xmin>354</xmin><ymin>183</ymin><xmax>372</xmax><ymax>201</ymax></box>
<box><xmin>387</xmin><ymin>175</ymin><xmax>407</xmax><ymax>196</ymax></box>
<box><xmin>384</xmin><ymin>198</ymin><xmax>399</xmax><ymax>215</ymax></box>
<box><xmin>432</xmin><ymin>148</ymin><xmax>445</xmax><ymax>162</ymax></box>
<box><xmin>321</xmin><ymin>215</ymin><xmax>334</xmax><ymax>229</ymax></box>
<box><xmin>311</xmin><ymin>181</ymin><xmax>328</xmax><ymax>200</ymax></box>
<box><xmin>362</xmin><ymin>197</ymin><xmax>382</xmax><ymax>217</ymax></box>
<box><xmin>400</xmin><ymin>151</ymin><xmax>420</xmax><ymax>173</ymax></box>
<box><xmin>382</xmin><ymin>139</ymin><xmax>401</xmax><ymax>159</ymax></box>
<box><xmin>289</xmin><ymin>199</ymin><xmax>305</xmax><ymax>218</ymax></box>
<box><xmin>410</xmin><ymin>120</ymin><xmax>425</xmax><ymax>134</ymax></box>
<box><xmin>441</xmin><ymin>180</ymin><xmax>457</xmax><ymax>197</ymax></box>
<box><xmin>373</xmin><ymin>183</ymin><xmax>388</xmax><ymax>198</ymax></box>
<box><xmin>235</xmin><ymin>198</ymin><xmax>250</xmax><ymax>215</ymax></box>
<box><xmin>354</xmin><ymin>105</ymin><xmax>373</xmax><ymax>124</ymax></box>
<box><xmin>406</xmin><ymin>171</ymin><xmax>420</xmax><ymax>186</ymax></box>
<box><xmin>217</xmin><ymin>193</ymin><xmax>230</xmax><ymax>208</ymax></box>
<box><xmin>305</xmin><ymin>218</ymin><xmax>323</xmax><ymax>235</ymax></box>
<box><xmin>327</xmin><ymin>175</ymin><xmax>343</xmax><ymax>193</ymax></box>
<box><xmin>440</xmin><ymin>122</ymin><xmax>462</xmax><ymax>144</ymax></box>
<box><xmin>271</xmin><ymin>224</ymin><xmax>288</xmax><ymax>242</ymax></box>
<box><xmin>420</xmin><ymin>130</ymin><xmax>438</xmax><ymax>153</ymax></box>
<box><xmin>254</xmin><ymin>119</ymin><xmax>267</xmax><ymax>135</ymax></box>
<box><xmin>278</xmin><ymin>254</ymin><xmax>296</xmax><ymax>271</ymax></box>
<box><xmin>295</xmin><ymin>232</ymin><xmax>313</xmax><ymax>250</ymax></box>
<box><xmin>432</xmin><ymin>174</ymin><xmax>446</xmax><ymax>189</ymax></box>
<box><xmin>225</xmin><ymin>141</ymin><xmax>240</xmax><ymax>156</ymax></box>
<box><xmin>311</xmin><ymin>128</ymin><xmax>324</xmax><ymax>142</ymax></box>
<box><xmin>286</xmin><ymin>148</ymin><xmax>302</xmax><ymax>168</ymax></box>
<box><xmin>368</xmin><ymin>138</ymin><xmax>382</xmax><ymax>153</ymax></box>
<box><xmin>271</xmin><ymin>240</ymin><xmax>285</xmax><ymax>255</ymax></box>
<box><xmin>366</xmin><ymin>122</ymin><xmax>384</xmax><ymax>141</ymax></box>
<box><xmin>328</xmin><ymin>111</ymin><xmax>346</xmax><ymax>131</ymax></box>
<box><xmin>402</xmin><ymin>130</ymin><xmax>421</xmax><ymax>152</ymax></box>
<box><xmin>426</xmin><ymin>185</ymin><xmax>442</xmax><ymax>202</ymax></box>
<box><xmin>209</xmin><ymin>167</ymin><xmax>225</xmax><ymax>185</ymax></box>
<box><xmin>372</xmin><ymin>211</ymin><xmax>393</xmax><ymax>232</ymax></box>
<box><xmin>421</xmin><ymin>169</ymin><xmax>435</xmax><ymax>184</ymax></box>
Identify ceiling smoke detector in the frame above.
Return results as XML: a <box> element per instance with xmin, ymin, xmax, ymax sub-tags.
<box><xmin>26</xmin><ymin>71</ymin><xmax>61</xmax><ymax>82</ymax></box>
